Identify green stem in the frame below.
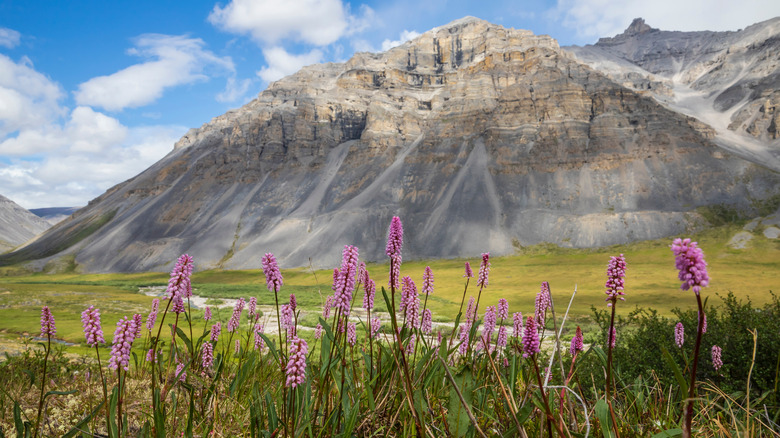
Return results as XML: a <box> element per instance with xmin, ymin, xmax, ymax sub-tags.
<box><xmin>682</xmin><ymin>294</ymin><xmax>704</xmax><ymax>438</ymax></box>
<box><xmin>33</xmin><ymin>334</ymin><xmax>51</xmax><ymax>438</ymax></box>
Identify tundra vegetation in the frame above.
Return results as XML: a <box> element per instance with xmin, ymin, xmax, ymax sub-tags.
<box><xmin>0</xmin><ymin>218</ymin><xmax>778</xmax><ymax>437</ymax></box>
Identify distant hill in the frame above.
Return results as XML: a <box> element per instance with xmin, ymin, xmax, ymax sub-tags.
<box><xmin>2</xmin><ymin>16</ymin><xmax>779</xmax><ymax>272</ymax></box>
<box><xmin>30</xmin><ymin>207</ymin><xmax>81</xmax><ymax>226</ymax></box>
<box><xmin>0</xmin><ymin>195</ymin><xmax>51</xmax><ymax>253</ymax></box>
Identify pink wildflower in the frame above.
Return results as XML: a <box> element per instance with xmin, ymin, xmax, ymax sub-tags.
<box><xmin>477</xmin><ymin>253</ymin><xmax>490</xmax><ymax>288</ymax></box>
<box><xmin>422</xmin><ymin>266</ymin><xmax>434</xmax><ymax>295</ymax></box>
<box><xmin>203</xmin><ymin>305</ymin><xmax>212</xmax><ymax>321</ymax></box>
<box><xmin>109</xmin><ymin>316</ymin><xmax>137</xmax><ymax>371</ymax></box>
<box><xmin>605</xmin><ymin>254</ymin><xmax>627</xmax><ymax>306</ymax></box>
<box><xmin>133</xmin><ymin>313</ymin><xmax>143</xmax><ymax>340</ymax></box>
<box><xmin>671</xmin><ymin>238</ymin><xmax>709</xmax><ymax>294</ymax></box>
<box><xmin>323</xmin><ymin>295</ymin><xmax>335</xmax><ymax>318</ymax></box>
<box><xmin>248</xmin><ymin>297</ymin><xmax>258</xmax><ymax>321</ymax></box>
<box><xmin>512</xmin><ymin>312</ymin><xmax>523</xmax><ymax>338</ymax></box>
<box><xmin>497</xmin><ymin>325</ymin><xmax>508</xmax><ymax>348</ymax></box>
<box><xmin>421</xmin><ymin>309</ymin><xmax>433</xmax><ymax>334</ymax></box>
<box><xmin>497</xmin><ymin>298</ymin><xmax>509</xmax><ymax>320</ymax></box>
<box><xmin>675</xmin><ymin>322</ymin><xmax>685</xmax><ymax>348</ymax></box>
<box><xmin>458</xmin><ymin>323</ymin><xmax>470</xmax><ymax>356</ymax></box>
<box><xmin>482</xmin><ymin>305</ymin><xmax>497</xmax><ymax>344</ymax></box>
<box><xmin>405</xmin><ymin>334</ymin><xmax>416</xmax><ymax>356</ymax></box>
<box><xmin>401</xmin><ymin>276</ymin><xmax>419</xmax><ymax>328</ymax></box>
<box><xmin>40</xmin><ymin>306</ymin><xmax>56</xmax><ymax>338</ymax></box>
<box><xmin>146</xmin><ymin>299</ymin><xmax>160</xmax><ymax>331</ymax></box>
<box><xmin>289</xmin><ymin>294</ymin><xmax>297</xmax><ymax>312</ymax></box>
<box><xmin>386</xmin><ymin>216</ymin><xmax>403</xmax><ymax>288</ymax></box>
<box><xmin>347</xmin><ymin>322</ymin><xmax>357</xmax><ymax>346</ymax></box>
<box><xmin>285</xmin><ymin>337</ymin><xmax>309</xmax><ymax>388</ymax></box>
<box><xmin>334</xmin><ymin>245</ymin><xmax>360</xmax><ymax>315</ymax></box>
<box><xmin>210</xmin><ymin>322</ymin><xmax>222</xmax><ymax>342</ymax></box>
<box><xmin>261</xmin><ymin>253</ymin><xmax>284</xmax><ymax>293</ymax></box>
<box><xmin>570</xmin><ymin>326</ymin><xmax>584</xmax><ymax>355</ymax></box>
<box><xmin>227</xmin><ymin>298</ymin><xmax>245</xmax><ymax>333</ymax></box>
<box><xmin>535</xmin><ymin>282</ymin><xmax>551</xmax><ymax>324</ymax></box>
<box><xmin>176</xmin><ymin>361</ymin><xmax>186</xmax><ymax>382</ymax></box>
<box><xmin>314</xmin><ymin>323</ymin><xmax>323</xmax><ymax>339</ymax></box>
<box><xmin>370</xmin><ymin>317</ymin><xmax>381</xmax><ymax>338</ymax></box>
<box><xmin>201</xmin><ymin>342</ymin><xmax>214</xmax><ymax>369</ymax></box>
<box><xmin>465</xmin><ymin>297</ymin><xmax>476</xmax><ymax>325</ymax></box>
<box><xmin>166</xmin><ymin>254</ymin><xmax>193</xmax><ymax>301</ymax></box>
<box><xmin>363</xmin><ymin>278</ymin><xmax>376</xmax><ymax>310</ymax></box>
<box><xmin>464</xmin><ymin>261</ymin><xmax>473</xmax><ymax>278</ymax></box>
<box><xmin>522</xmin><ymin>316</ymin><xmax>540</xmax><ymax>358</ymax></box>
<box><xmin>712</xmin><ymin>345</ymin><xmax>723</xmax><ymax>371</ymax></box>
<box><xmin>172</xmin><ymin>296</ymin><xmax>185</xmax><ymax>314</ymax></box>
<box><xmin>81</xmin><ymin>306</ymin><xmax>104</xmax><ymax>347</ymax></box>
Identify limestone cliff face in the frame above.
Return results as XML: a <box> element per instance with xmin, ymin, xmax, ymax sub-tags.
<box><xmin>4</xmin><ymin>17</ymin><xmax>779</xmax><ymax>272</ymax></box>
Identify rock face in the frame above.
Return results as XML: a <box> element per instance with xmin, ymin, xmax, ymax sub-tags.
<box><xmin>0</xmin><ymin>195</ymin><xmax>51</xmax><ymax>253</ymax></box>
<box><xmin>3</xmin><ymin>17</ymin><xmax>780</xmax><ymax>272</ymax></box>
<box><xmin>566</xmin><ymin>17</ymin><xmax>780</xmax><ymax>164</ymax></box>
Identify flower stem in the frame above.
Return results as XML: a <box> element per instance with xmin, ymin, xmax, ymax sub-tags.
<box><xmin>682</xmin><ymin>294</ymin><xmax>704</xmax><ymax>438</ymax></box>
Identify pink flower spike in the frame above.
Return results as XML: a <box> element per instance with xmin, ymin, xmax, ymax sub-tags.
<box><xmin>248</xmin><ymin>297</ymin><xmax>258</xmax><ymax>321</ymax></box>
<box><xmin>81</xmin><ymin>306</ymin><xmax>104</xmax><ymax>347</ymax></box>
<box><xmin>314</xmin><ymin>323</ymin><xmax>323</xmax><ymax>339</ymax></box>
<box><xmin>146</xmin><ymin>299</ymin><xmax>160</xmax><ymax>331</ymax></box>
<box><xmin>254</xmin><ymin>323</ymin><xmax>265</xmax><ymax>351</ymax></box>
<box><xmin>40</xmin><ymin>306</ymin><xmax>56</xmax><ymax>338</ymax></box>
<box><xmin>285</xmin><ymin>337</ymin><xmax>309</xmax><ymax>388</ymax></box>
<box><xmin>522</xmin><ymin>316</ymin><xmax>540</xmax><ymax>358</ymax></box>
<box><xmin>201</xmin><ymin>342</ymin><xmax>214</xmax><ymax>369</ymax></box>
<box><xmin>261</xmin><ymin>253</ymin><xmax>284</xmax><ymax>293</ymax></box>
<box><xmin>671</xmin><ymin>238</ymin><xmax>709</xmax><ymax>294</ymax></box>
<box><xmin>370</xmin><ymin>316</ymin><xmax>381</xmax><ymax>338</ymax></box>
<box><xmin>570</xmin><ymin>326</ymin><xmax>584</xmax><ymax>355</ymax></box>
<box><xmin>477</xmin><ymin>253</ymin><xmax>490</xmax><ymax>288</ymax></box>
<box><xmin>386</xmin><ymin>216</ymin><xmax>403</xmax><ymax>288</ymax></box>
<box><xmin>675</xmin><ymin>322</ymin><xmax>685</xmax><ymax>348</ymax></box>
<box><xmin>108</xmin><ymin>316</ymin><xmax>138</xmax><ymax>371</ymax></box>
<box><xmin>512</xmin><ymin>312</ymin><xmax>523</xmax><ymax>338</ymax></box>
<box><xmin>463</xmin><ymin>262</ymin><xmax>473</xmax><ymax>278</ymax></box>
<box><xmin>712</xmin><ymin>345</ymin><xmax>723</xmax><ymax>370</ymax></box>
<box><xmin>535</xmin><ymin>283</ymin><xmax>551</xmax><ymax>324</ymax></box>
<box><xmin>334</xmin><ymin>245</ymin><xmax>360</xmax><ymax>316</ymax></box>
<box><xmin>497</xmin><ymin>298</ymin><xmax>509</xmax><ymax>321</ymax></box>
<box><xmin>363</xmin><ymin>277</ymin><xmax>376</xmax><ymax>310</ymax></box>
<box><xmin>497</xmin><ymin>325</ymin><xmax>508</xmax><ymax>348</ymax></box>
<box><xmin>405</xmin><ymin>333</ymin><xmax>416</xmax><ymax>356</ymax></box>
<box><xmin>203</xmin><ymin>306</ymin><xmax>212</xmax><ymax>322</ymax></box>
<box><xmin>421</xmin><ymin>309</ymin><xmax>433</xmax><ymax>335</ymax></box>
<box><xmin>210</xmin><ymin>322</ymin><xmax>222</xmax><ymax>342</ymax></box>
<box><xmin>605</xmin><ymin>254</ymin><xmax>627</xmax><ymax>305</ymax></box>
<box><xmin>347</xmin><ymin>322</ymin><xmax>357</xmax><ymax>346</ymax></box>
<box><xmin>422</xmin><ymin>266</ymin><xmax>434</xmax><ymax>295</ymax></box>
<box><xmin>166</xmin><ymin>254</ymin><xmax>194</xmax><ymax>302</ymax></box>
<box><xmin>227</xmin><ymin>298</ymin><xmax>245</xmax><ymax>333</ymax></box>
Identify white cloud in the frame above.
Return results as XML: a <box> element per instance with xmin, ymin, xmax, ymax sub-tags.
<box><xmin>209</xmin><ymin>0</ymin><xmax>350</xmax><ymax>46</ymax></box>
<box><xmin>0</xmin><ymin>28</ymin><xmax>21</xmax><ymax>49</ymax></box>
<box><xmin>66</xmin><ymin>106</ymin><xmax>128</xmax><ymax>153</ymax></box>
<box><xmin>554</xmin><ymin>0</ymin><xmax>780</xmax><ymax>42</ymax></box>
<box><xmin>0</xmin><ymin>54</ymin><xmax>65</xmax><ymax>139</ymax></box>
<box><xmin>75</xmin><ymin>34</ymin><xmax>234</xmax><ymax>111</ymax></box>
<box><xmin>257</xmin><ymin>47</ymin><xmax>323</xmax><ymax>82</ymax></box>
<box><xmin>381</xmin><ymin>30</ymin><xmax>422</xmax><ymax>51</ymax></box>
<box><xmin>0</xmin><ymin>123</ymin><xmax>186</xmax><ymax>209</ymax></box>
<box><xmin>217</xmin><ymin>76</ymin><xmax>253</xmax><ymax>103</ymax></box>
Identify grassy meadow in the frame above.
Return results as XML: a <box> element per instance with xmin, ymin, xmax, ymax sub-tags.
<box><xmin>0</xmin><ymin>223</ymin><xmax>777</xmax><ymax>347</ymax></box>
<box><xmin>0</xmin><ymin>221</ymin><xmax>778</xmax><ymax>437</ymax></box>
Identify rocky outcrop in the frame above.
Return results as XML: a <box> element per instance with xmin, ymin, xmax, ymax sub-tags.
<box><xmin>567</xmin><ymin>17</ymin><xmax>780</xmax><ymax>149</ymax></box>
<box><xmin>3</xmin><ymin>17</ymin><xmax>779</xmax><ymax>272</ymax></box>
<box><xmin>0</xmin><ymin>195</ymin><xmax>51</xmax><ymax>253</ymax></box>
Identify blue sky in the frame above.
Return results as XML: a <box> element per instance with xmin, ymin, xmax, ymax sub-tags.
<box><xmin>1</xmin><ymin>0</ymin><xmax>778</xmax><ymax>209</ymax></box>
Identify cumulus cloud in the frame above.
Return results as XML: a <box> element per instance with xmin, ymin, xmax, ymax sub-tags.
<box><xmin>0</xmin><ymin>122</ymin><xmax>186</xmax><ymax>209</ymax></box>
<box><xmin>257</xmin><ymin>47</ymin><xmax>323</xmax><ymax>82</ymax></box>
<box><xmin>74</xmin><ymin>34</ymin><xmax>234</xmax><ymax>111</ymax></box>
<box><xmin>381</xmin><ymin>30</ymin><xmax>422</xmax><ymax>51</ymax></box>
<box><xmin>0</xmin><ymin>28</ymin><xmax>21</xmax><ymax>49</ymax></box>
<box><xmin>553</xmin><ymin>0</ymin><xmax>780</xmax><ymax>42</ymax></box>
<box><xmin>0</xmin><ymin>54</ymin><xmax>66</xmax><ymax>139</ymax></box>
<box><xmin>209</xmin><ymin>0</ymin><xmax>350</xmax><ymax>46</ymax></box>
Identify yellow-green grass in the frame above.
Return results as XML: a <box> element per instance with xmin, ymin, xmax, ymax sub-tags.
<box><xmin>0</xmin><ymin>224</ymin><xmax>777</xmax><ymax>350</ymax></box>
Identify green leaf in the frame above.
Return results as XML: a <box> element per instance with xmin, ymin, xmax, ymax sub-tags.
<box><xmin>594</xmin><ymin>399</ymin><xmax>614</xmax><ymax>438</ymax></box>
<box><xmin>175</xmin><ymin>326</ymin><xmax>193</xmax><ymax>356</ymax></box>
<box><xmin>13</xmin><ymin>400</ymin><xmax>24</xmax><ymax>437</ymax></box>
<box><xmin>651</xmin><ymin>429</ymin><xmax>683</xmax><ymax>438</ymax></box>
<box><xmin>447</xmin><ymin>367</ymin><xmax>474</xmax><ymax>437</ymax></box>
<box><xmin>108</xmin><ymin>386</ymin><xmax>119</xmax><ymax>438</ymax></box>
<box><xmin>43</xmin><ymin>389</ymin><xmax>77</xmax><ymax>401</ymax></box>
<box><xmin>62</xmin><ymin>400</ymin><xmax>105</xmax><ymax>438</ymax></box>
<box><xmin>661</xmin><ymin>346</ymin><xmax>689</xmax><ymax>400</ymax></box>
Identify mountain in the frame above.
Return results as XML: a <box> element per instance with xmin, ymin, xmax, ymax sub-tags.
<box><xmin>0</xmin><ymin>195</ymin><xmax>51</xmax><ymax>253</ymax></box>
<box><xmin>30</xmin><ymin>207</ymin><xmax>82</xmax><ymax>226</ymax></box>
<box><xmin>2</xmin><ymin>17</ymin><xmax>779</xmax><ymax>272</ymax></box>
<box><xmin>565</xmin><ymin>17</ymin><xmax>780</xmax><ymax>167</ymax></box>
